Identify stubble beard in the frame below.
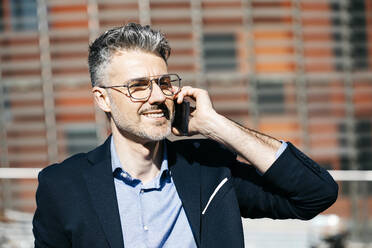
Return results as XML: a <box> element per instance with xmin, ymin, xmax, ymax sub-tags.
<box><xmin>110</xmin><ymin>101</ymin><xmax>174</xmax><ymax>142</ymax></box>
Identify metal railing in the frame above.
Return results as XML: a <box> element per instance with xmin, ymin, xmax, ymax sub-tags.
<box><xmin>1</xmin><ymin>168</ymin><xmax>372</xmax><ymax>181</ymax></box>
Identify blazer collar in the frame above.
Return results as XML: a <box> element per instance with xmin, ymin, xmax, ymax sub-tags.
<box><xmin>167</xmin><ymin>139</ymin><xmax>201</xmax><ymax>247</ymax></box>
<box><xmin>86</xmin><ymin>135</ymin><xmax>111</xmax><ymax>164</ymax></box>
<box><xmin>84</xmin><ymin>136</ymin><xmax>124</xmax><ymax>248</ymax></box>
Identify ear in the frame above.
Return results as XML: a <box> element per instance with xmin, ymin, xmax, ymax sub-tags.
<box><xmin>92</xmin><ymin>86</ymin><xmax>111</xmax><ymax>113</ymax></box>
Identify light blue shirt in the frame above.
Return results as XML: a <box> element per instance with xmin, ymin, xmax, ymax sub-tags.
<box><xmin>110</xmin><ymin>138</ymin><xmax>197</xmax><ymax>248</ymax></box>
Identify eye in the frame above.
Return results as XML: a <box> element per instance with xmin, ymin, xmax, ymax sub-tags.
<box><xmin>159</xmin><ymin>76</ymin><xmax>172</xmax><ymax>87</ymax></box>
<box><xmin>129</xmin><ymin>79</ymin><xmax>150</xmax><ymax>89</ymax></box>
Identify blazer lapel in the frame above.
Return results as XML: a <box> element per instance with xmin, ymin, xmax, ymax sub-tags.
<box><xmin>83</xmin><ymin>137</ymin><xmax>124</xmax><ymax>248</ymax></box>
<box><xmin>167</xmin><ymin>140</ymin><xmax>201</xmax><ymax>247</ymax></box>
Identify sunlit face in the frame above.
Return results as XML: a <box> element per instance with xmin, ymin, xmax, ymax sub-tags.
<box><xmin>105</xmin><ymin>50</ymin><xmax>175</xmax><ymax>142</ymax></box>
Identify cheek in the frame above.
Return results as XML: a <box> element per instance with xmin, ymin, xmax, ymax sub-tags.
<box><xmin>111</xmin><ymin>96</ymin><xmax>141</xmax><ymax>119</ymax></box>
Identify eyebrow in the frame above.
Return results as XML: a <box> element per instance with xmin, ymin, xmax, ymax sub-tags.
<box><xmin>124</xmin><ymin>74</ymin><xmax>170</xmax><ymax>82</ymax></box>
<box><xmin>100</xmin><ymin>74</ymin><xmax>171</xmax><ymax>88</ymax></box>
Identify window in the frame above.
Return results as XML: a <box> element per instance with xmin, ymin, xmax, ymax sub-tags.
<box><xmin>3</xmin><ymin>86</ymin><xmax>12</xmax><ymax>123</ymax></box>
<box><xmin>340</xmin><ymin>119</ymin><xmax>372</xmax><ymax>195</ymax></box>
<box><xmin>0</xmin><ymin>1</ymin><xmax>3</xmax><ymax>31</ymax></box>
<box><xmin>10</xmin><ymin>0</ymin><xmax>38</xmax><ymax>31</ymax></box>
<box><xmin>257</xmin><ymin>81</ymin><xmax>285</xmax><ymax>114</ymax></box>
<box><xmin>64</xmin><ymin>127</ymin><xmax>98</xmax><ymax>155</ymax></box>
<box><xmin>355</xmin><ymin>119</ymin><xmax>372</xmax><ymax>170</ymax></box>
<box><xmin>202</xmin><ymin>33</ymin><xmax>237</xmax><ymax>72</ymax></box>
<box><xmin>330</xmin><ymin>1</ymin><xmax>369</xmax><ymax>70</ymax></box>
<box><xmin>339</xmin><ymin>119</ymin><xmax>372</xmax><ymax>170</ymax></box>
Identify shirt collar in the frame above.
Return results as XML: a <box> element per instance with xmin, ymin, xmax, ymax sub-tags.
<box><xmin>110</xmin><ymin>136</ymin><xmax>170</xmax><ymax>188</ymax></box>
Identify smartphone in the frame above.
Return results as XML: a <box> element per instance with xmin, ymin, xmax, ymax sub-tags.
<box><xmin>173</xmin><ymin>100</ymin><xmax>190</xmax><ymax>135</ymax></box>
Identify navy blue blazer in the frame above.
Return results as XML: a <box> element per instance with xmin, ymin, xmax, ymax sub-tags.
<box><xmin>33</xmin><ymin>137</ymin><xmax>338</xmax><ymax>248</ymax></box>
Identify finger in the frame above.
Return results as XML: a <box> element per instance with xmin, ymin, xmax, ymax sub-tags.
<box><xmin>189</xmin><ymin>106</ymin><xmax>196</xmax><ymax>115</ymax></box>
<box><xmin>177</xmin><ymin>87</ymin><xmax>205</xmax><ymax>103</ymax></box>
<box><xmin>183</xmin><ymin>88</ymin><xmax>211</xmax><ymax>109</ymax></box>
<box><xmin>176</xmin><ymin>86</ymin><xmax>193</xmax><ymax>104</ymax></box>
<box><xmin>171</xmin><ymin>126</ymin><xmax>183</xmax><ymax>136</ymax></box>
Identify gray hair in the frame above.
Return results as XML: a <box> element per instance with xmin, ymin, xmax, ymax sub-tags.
<box><xmin>88</xmin><ymin>23</ymin><xmax>171</xmax><ymax>87</ymax></box>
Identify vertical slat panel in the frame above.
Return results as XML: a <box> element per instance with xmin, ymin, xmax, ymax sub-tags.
<box><xmin>0</xmin><ymin>0</ymin><xmax>44</xmax><ymax>212</ymax></box>
<box><xmin>87</xmin><ymin>0</ymin><xmax>108</xmax><ymax>144</ymax></box>
<box><xmin>38</xmin><ymin>0</ymin><xmax>58</xmax><ymax>163</ymax></box>
<box><xmin>293</xmin><ymin>0</ymin><xmax>309</xmax><ymax>152</ymax></box>
<box><xmin>243</xmin><ymin>0</ymin><xmax>259</xmax><ymax>129</ymax></box>
<box><xmin>0</xmin><ymin>33</ymin><xmax>12</xmax><ymax>212</ymax></box>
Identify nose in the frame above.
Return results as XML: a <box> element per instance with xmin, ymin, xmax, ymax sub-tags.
<box><xmin>147</xmin><ymin>81</ymin><xmax>166</xmax><ymax>104</ymax></box>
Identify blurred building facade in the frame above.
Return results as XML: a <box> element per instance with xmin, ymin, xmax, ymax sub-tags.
<box><xmin>0</xmin><ymin>0</ymin><xmax>372</xmax><ymax>242</ymax></box>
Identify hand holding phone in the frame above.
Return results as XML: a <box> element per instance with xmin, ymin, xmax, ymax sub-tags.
<box><xmin>173</xmin><ymin>100</ymin><xmax>190</xmax><ymax>136</ymax></box>
<box><xmin>173</xmin><ymin>86</ymin><xmax>212</xmax><ymax>137</ymax></box>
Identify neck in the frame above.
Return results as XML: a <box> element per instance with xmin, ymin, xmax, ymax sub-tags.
<box><xmin>111</xmin><ymin>126</ymin><xmax>164</xmax><ymax>184</ymax></box>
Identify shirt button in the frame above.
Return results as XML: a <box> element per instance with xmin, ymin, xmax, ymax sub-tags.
<box><xmin>140</xmin><ymin>189</ymin><xmax>144</xmax><ymax>194</ymax></box>
<box><xmin>143</xmin><ymin>225</ymin><xmax>148</xmax><ymax>231</ymax></box>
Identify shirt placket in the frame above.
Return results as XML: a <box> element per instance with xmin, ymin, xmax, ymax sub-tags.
<box><xmin>139</xmin><ymin>175</ymin><xmax>164</xmax><ymax>248</ymax></box>
<box><xmin>133</xmin><ymin>184</ymin><xmax>147</xmax><ymax>248</ymax></box>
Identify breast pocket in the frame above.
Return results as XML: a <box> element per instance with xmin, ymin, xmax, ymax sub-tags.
<box><xmin>200</xmin><ymin>178</ymin><xmax>243</xmax><ymax>247</ymax></box>
<box><xmin>202</xmin><ymin>177</ymin><xmax>233</xmax><ymax>215</ymax></box>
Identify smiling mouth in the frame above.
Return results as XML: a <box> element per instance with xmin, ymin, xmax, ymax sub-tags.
<box><xmin>142</xmin><ymin>112</ymin><xmax>165</xmax><ymax>118</ymax></box>
<box><xmin>141</xmin><ymin>105</ymin><xmax>170</xmax><ymax>119</ymax></box>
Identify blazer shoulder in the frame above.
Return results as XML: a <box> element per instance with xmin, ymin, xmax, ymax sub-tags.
<box><xmin>39</xmin><ymin>152</ymin><xmax>88</xmax><ymax>180</ymax></box>
<box><xmin>39</xmin><ymin>136</ymin><xmax>111</xmax><ymax>180</ymax></box>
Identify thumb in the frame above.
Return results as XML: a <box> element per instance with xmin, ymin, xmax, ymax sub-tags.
<box><xmin>171</xmin><ymin>126</ymin><xmax>184</xmax><ymax>136</ymax></box>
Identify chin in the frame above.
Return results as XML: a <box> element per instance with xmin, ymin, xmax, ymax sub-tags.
<box><xmin>138</xmin><ymin>124</ymin><xmax>172</xmax><ymax>141</ymax></box>
<box><xmin>113</xmin><ymin>116</ymin><xmax>173</xmax><ymax>142</ymax></box>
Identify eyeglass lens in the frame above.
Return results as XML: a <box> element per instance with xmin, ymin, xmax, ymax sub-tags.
<box><xmin>128</xmin><ymin>74</ymin><xmax>180</xmax><ymax>99</ymax></box>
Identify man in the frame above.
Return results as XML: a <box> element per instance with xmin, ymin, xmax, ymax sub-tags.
<box><xmin>33</xmin><ymin>23</ymin><xmax>338</xmax><ymax>248</ymax></box>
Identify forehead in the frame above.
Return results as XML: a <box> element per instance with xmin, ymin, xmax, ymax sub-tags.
<box><xmin>107</xmin><ymin>50</ymin><xmax>168</xmax><ymax>83</ymax></box>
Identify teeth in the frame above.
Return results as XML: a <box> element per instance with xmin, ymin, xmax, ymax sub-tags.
<box><xmin>143</xmin><ymin>113</ymin><xmax>164</xmax><ymax>118</ymax></box>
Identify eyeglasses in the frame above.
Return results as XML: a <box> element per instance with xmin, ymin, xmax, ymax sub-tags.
<box><xmin>99</xmin><ymin>74</ymin><xmax>181</xmax><ymax>100</ymax></box>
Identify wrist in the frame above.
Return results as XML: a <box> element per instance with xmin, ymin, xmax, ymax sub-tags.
<box><xmin>199</xmin><ymin>111</ymin><xmax>227</xmax><ymax>139</ymax></box>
